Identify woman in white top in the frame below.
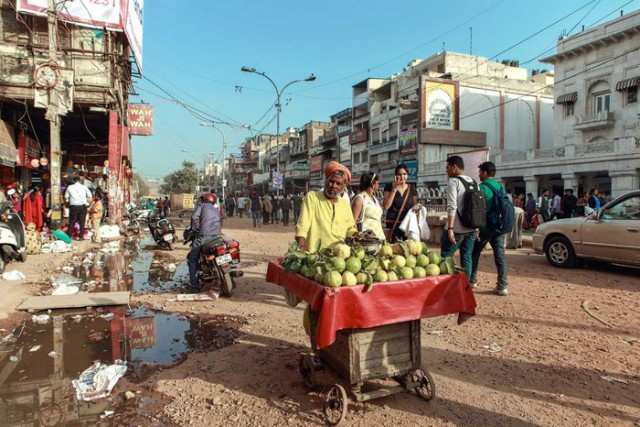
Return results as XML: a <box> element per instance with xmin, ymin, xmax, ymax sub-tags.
<box><xmin>351</xmin><ymin>172</ymin><xmax>385</xmax><ymax>240</ymax></box>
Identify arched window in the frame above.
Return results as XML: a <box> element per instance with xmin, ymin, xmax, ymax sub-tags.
<box><xmin>588</xmin><ymin>81</ymin><xmax>610</xmax><ymax>114</ymax></box>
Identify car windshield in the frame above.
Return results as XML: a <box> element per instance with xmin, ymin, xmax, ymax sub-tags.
<box><xmin>600</xmin><ymin>195</ymin><xmax>640</xmax><ymax>220</ymax></box>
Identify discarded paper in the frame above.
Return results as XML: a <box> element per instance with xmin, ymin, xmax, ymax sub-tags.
<box><xmin>32</xmin><ymin>314</ymin><xmax>51</xmax><ymax>324</ymax></box>
<box><xmin>2</xmin><ymin>270</ymin><xmax>25</xmax><ymax>281</ymax></box>
<box><xmin>72</xmin><ymin>360</ymin><xmax>128</xmax><ymax>402</ymax></box>
<box><xmin>483</xmin><ymin>342</ymin><xmax>502</xmax><ymax>353</ymax></box>
<box><xmin>167</xmin><ymin>292</ymin><xmax>219</xmax><ymax>302</ymax></box>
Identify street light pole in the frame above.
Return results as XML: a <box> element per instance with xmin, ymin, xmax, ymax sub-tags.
<box><xmin>199</xmin><ymin>123</ymin><xmax>227</xmax><ymax>198</ymax></box>
<box><xmin>240</xmin><ymin>66</ymin><xmax>316</xmax><ymax>193</ymax></box>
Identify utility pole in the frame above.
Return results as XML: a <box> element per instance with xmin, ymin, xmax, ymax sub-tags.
<box><xmin>47</xmin><ymin>0</ymin><xmax>62</xmax><ymax>225</ymax></box>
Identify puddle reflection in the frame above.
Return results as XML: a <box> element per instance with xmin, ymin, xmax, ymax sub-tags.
<box><xmin>61</xmin><ymin>236</ymin><xmax>187</xmax><ymax>294</ymax></box>
<box><xmin>0</xmin><ymin>308</ymin><xmax>243</xmax><ymax>425</ymax></box>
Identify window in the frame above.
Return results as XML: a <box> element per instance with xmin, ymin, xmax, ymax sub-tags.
<box><xmin>362</xmin><ymin>152</ymin><xmax>368</xmax><ymax>163</ymax></box>
<box><xmin>353</xmin><ymin>152</ymin><xmax>360</xmax><ymax>164</ymax></box>
<box><xmin>601</xmin><ymin>195</ymin><xmax>640</xmax><ymax>220</ymax></box>
<box><xmin>593</xmin><ymin>92</ymin><xmax>610</xmax><ymax>113</ymax></box>
<box><xmin>565</xmin><ymin>102</ymin><xmax>575</xmax><ymax>117</ymax></box>
<box><xmin>627</xmin><ymin>86</ymin><xmax>638</xmax><ymax>104</ymax></box>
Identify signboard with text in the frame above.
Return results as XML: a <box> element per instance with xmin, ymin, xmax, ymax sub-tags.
<box><xmin>128</xmin><ymin>104</ymin><xmax>153</xmax><ymax>136</ymax></box>
<box><xmin>399</xmin><ymin>129</ymin><xmax>417</xmax><ymax>153</ymax></box>
<box><xmin>423</xmin><ymin>80</ymin><xmax>456</xmax><ymax>130</ymax></box>
<box><xmin>126</xmin><ymin>316</ymin><xmax>156</xmax><ymax>349</ymax></box>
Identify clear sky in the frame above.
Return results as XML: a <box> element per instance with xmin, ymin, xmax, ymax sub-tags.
<box><xmin>132</xmin><ymin>0</ymin><xmax>638</xmax><ymax>178</ymax></box>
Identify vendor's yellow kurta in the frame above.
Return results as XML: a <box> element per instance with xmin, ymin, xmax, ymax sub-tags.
<box><xmin>296</xmin><ymin>191</ymin><xmax>357</xmax><ymax>251</ymax></box>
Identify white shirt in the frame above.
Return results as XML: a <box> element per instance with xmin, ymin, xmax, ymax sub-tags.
<box><xmin>65</xmin><ymin>182</ymin><xmax>92</xmax><ymax>206</ymax></box>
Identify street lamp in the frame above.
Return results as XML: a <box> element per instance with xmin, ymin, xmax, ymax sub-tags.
<box><xmin>199</xmin><ymin>123</ymin><xmax>227</xmax><ymax>198</ymax></box>
<box><xmin>240</xmin><ymin>66</ymin><xmax>316</xmax><ymax>192</ymax></box>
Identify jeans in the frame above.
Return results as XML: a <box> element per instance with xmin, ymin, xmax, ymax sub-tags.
<box><xmin>440</xmin><ymin>229</ymin><xmax>477</xmax><ymax>279</ymax></box>
<box><xmin>470</xmin><ymin>229</ymin><xmax>508</xmax><ymax>289</ymax></box>
<box><xmin>187</xmin><ymin>235</ymin><xmax>217</xmax><ymax>289</ymax></box>
<box><xmin>282</xmin><ymin>209</ymin><xmax>290</xmax><ymax>226</ymax></box>
<box><xmin>251</xmin><ymin>211</ymin><xmax>261</xmax><ymax>227</ymax></box>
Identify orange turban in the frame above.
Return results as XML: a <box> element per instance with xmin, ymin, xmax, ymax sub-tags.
<box><xmin>324</xmin><ymin>161</ymin><xmax>351</xmax><ymax>185</ymax></box>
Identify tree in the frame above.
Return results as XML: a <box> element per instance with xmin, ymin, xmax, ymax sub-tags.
<box><xmin>160</xmin><ymin>161</ymin><xmax>199</xmax><ymax>194</ymax></box>
<box><xmin>131</xmin><ymin>173</ymin><xmax>150</xmax><ymax>198</ymax></box>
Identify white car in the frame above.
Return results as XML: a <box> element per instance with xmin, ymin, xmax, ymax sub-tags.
<box><xmin>532</xmin><ymin>190</ymin><xmax>640</xmax><ymax>268</ymax></box>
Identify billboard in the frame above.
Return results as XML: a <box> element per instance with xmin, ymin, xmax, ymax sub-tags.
<box><xmin>424</xmin><ymin>80</ymin><xmax>456</xmax><ymax>130</ymax></box>
<box><xmin>16</xmin><ymin>0</ymin><xmax>143</xmax><ymax>72</ymax></box>
<box><xmin>128</xmin><ymin>104</ymin><xmax>153</xmax><ymax>136</ymax></box>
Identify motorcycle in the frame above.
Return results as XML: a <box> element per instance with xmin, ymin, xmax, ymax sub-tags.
<box><xmin>122</xmin><ymin>204</ymin><xmax>141</xmax><ymax>235</ymax></box>
<box><xmin>0</xmin><ymin>201</ymin><xmax>27</xmax><ymax>273</ymax></box>
<box><xmin>183</xmin><ymin>227</ymin><xmax>243</xmax><ymax>297</ymax></box>
<box><xmin>147</xmin><ymin>208</ymin><xmax>176</xmax><ymax>250</ymax></box>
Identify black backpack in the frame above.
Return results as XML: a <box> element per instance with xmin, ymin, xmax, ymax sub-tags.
<box><xmin>484</xmin><ymin>184</ymin><xmax>515</xmax><ymax>234</ymax></box>
<box><xmin>455</xmin><ymin>177</ymin><xmax>486</xmax><ymax>228</ymax></box>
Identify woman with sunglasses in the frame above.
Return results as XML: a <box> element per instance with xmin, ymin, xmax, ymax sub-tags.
<box><xmin>351</xmin><ymin>172</ymin><xmax>385</xmax><ymax>240</ymax></box>
<box><xmin>382</xmin><ymin>164</ymin><xmax>419</xmax><ymax>242</ymax></box>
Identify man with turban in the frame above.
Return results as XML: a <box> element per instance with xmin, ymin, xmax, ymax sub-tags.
<box><xmin>295</xmin><ymin>161</ymin><xmax>358</xmax><ymax>251</ymax></box>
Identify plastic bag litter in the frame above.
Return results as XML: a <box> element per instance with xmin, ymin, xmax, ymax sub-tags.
<box><xmin>72</xmin><ymin>360</ymin><xmax>128</xmax><ymax>402</ymax></box>
<box><xmin>61</xmin><ymin>266</ymin><xmax>75</xmax><ymax>273</ymax></box>
<box><xmin>99</xmin><ymin>313</ymin><xmax>114</xmax><ymax>321</ymax></box>
<box><xmin>52</xmin><ymin>283</ymin><xmax>80</xmax><ymax>296</ymax></box>
<box><xmin>165</xmin><ymin>263</ymin><xmax>177</xmax><ymax>272</ymax></box>
<box><xmin>41</xmin><ymin>240</ymin><xmax>72</xmax><ymax>253</ymax></box>
<box><xmin>100</xmin><ymin>225</ymin><xmax>121</xmax><ymax>240</ymax></box>
<box><xmin>29</xmin><ymin>345</ymin><xmax>41</xmax><ymax>352</ymax></box>
<box><xmin>32</xmin><ymin>314</ymin><xmax>51</xmax><ymax>324</ymax></box>
<box><xmin>2</xmin><ymin>270</ymin><xmax>25</xmax><ymax>281</ymax></box>
<box><xmin>51</xmin><ymin>274</ymin><xmax>83</xmax><ymax>288</ymax></box>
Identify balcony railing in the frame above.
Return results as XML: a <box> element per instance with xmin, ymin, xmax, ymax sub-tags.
<box><xmin>370</xmin><ymin>138</ymin><xmax>398</xmax><ymax>156</ymax></box>
<box><xmin>574</xmin><ymin>111</ymin><xmax>614</xmax><ymax>131</ymax></box>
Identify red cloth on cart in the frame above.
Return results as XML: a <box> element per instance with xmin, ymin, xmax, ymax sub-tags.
<box><xmin>266</xmin><ymin>261</ymin><xmax>477</xmax><ymax>349</ymax></box>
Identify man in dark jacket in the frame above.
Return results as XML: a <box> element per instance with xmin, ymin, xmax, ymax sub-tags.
<box><xmin>187</xmin><ymin>193</ymin><xmax>222</xmax><ymax>293</ymax></box>
<box><xmin>280</xmin><ymin>194</ymin><xmax>292</xmax><ymax>226</ymax></box>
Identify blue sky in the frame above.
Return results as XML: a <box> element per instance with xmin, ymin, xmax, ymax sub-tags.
<box><xmin>132</xmin><ymin>0</ymin><xmax>637</xmax><ymax>178</ymax></box>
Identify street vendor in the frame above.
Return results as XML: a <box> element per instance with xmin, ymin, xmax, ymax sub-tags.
<box><xmin>295</xmin><ymin>161</ymin><xmax>359</xmax><ymax>251</ymax></box>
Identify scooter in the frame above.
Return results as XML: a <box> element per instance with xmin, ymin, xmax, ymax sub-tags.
<box><xmin>147</xmin><ymin>208</ymin><xmax>176</xmax><ymax>250</ymax></box>
<box><xmin>0</xmin><ymin>201</ymin><xmax>27</xmax><ymax>273</ymax></box>
<box><xmin>122</xmin><ymin>204</ymin><xmax>140</xmax><ymax>235</ymax></box>
<box><xmin>183</xmin><ymin>227</ymin><xmax>243</xmax><ymax>297</ymax></box>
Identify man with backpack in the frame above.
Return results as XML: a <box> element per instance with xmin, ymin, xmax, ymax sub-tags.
<box><xmin>469</xmin><ymin>161</ymin><xmax>514</xmax><ymax>296</ymax></box>
<box><xmin>441</xmin><ymin>156</ymin><xmax>482</xmax><ymax>279</ymax></box>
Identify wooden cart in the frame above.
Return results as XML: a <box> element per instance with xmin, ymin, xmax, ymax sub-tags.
<box><xmin>300</xmin><ymin>309</ymin><xmax>435</xmax><ymax>425</ymax></box>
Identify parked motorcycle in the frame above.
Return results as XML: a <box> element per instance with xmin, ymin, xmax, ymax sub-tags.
<box><xmin>147</xmin><ymin>208</ymin><xmax>176</xmax><ymax>250</ymax></box>
<box><xmin>183</xmin><ymin>227</ymin><xmax>243</xmax><ymax>297</ymax></box>
<box><xmin>0</xmin><ymin>201</ymin><xmax>27</xmax><ymax>273</ymax></box>
<box><xmin>122</xmin><ymin>204</ymin><xmax>141</xmax><ymax>235</ymax></box>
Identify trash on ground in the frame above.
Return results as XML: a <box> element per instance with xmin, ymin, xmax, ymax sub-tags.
<box><xmin>483</xmin><ymin>342</ymin><xmax>502</xmax><ymax>353</ymax></box>
<box><xmin>48</xmin><ymin>351</ymin><xmax>60</xmax><ymax>358</ymax></box>
<box><xmin>29</xmin><ymin>345</ymin><xmax>41</xmax><ymax>352</ymax></box>
<box><xmin>16</xmin><ymin>291</ymin><xmax>130</xmax><ymax>312</ymax></box>
<box><xmin>124</xmin><ymin>390</ymin><xmax>136</xmax><ymax>400</ymax></box>
<box><xmin>600</xmin><ymin>375</ymin><xmax>629</xmax><ymax>384</ymax></box>
<box><xmin>41</xmin><ymin>240</ymin><xmax>72</xmax><ymax>253</ymax></box>
<box><xmin>51</xmin><ymin>274</ymin><xmax>83</xmax><ymax>288</ymax></box>
<box><xmin>52</xmin><ymin>283</ymin><xmax>80</xmax><ymax>296</ymax></box>
<box><xmin>31</xmin><ymin>314</ymin><xmax>51</xmax><ymax>324</ymax></box>
<box><xmin>2</xmin><ymin>270</ymin><xmax>25</xmax><ymax>281</ymax></box>
<box><xmin>72</xmin><ymin>360</ymin><xmax>128</xmax><ymax>402</ymax></box>
<box><xmin>100</xmin><ymin>410</ymin><xmax>115</xmax><ymax>419</ymax></box>
<box><xmin>100</xmin><ymin>313</ymin><xmax>114</xmax><ymax>321</ymax></box>
<box><xmin>61</xmin><ymin>266</ymin><xmax>75</xmax><ymax>273</ymax></box>
<box><xmin>165</xmin><ymin>263</ymin><xmax>177</xmax><ymax>272</ymax></box>
<box><xmin>9</xmin><ymin>356</ymin><xmax>18</xmax><ymax>362</ymax></box>
<box><xmin>167</xmin><ymin>292</ymin><xmax>219</xmax><ymax>302</ymax></box>
<box><xmin>429</xmin><ymin>330</ymin><xmax>444</xmax><ymax>335</ymax></box>
<box><xmin>100</xmin><ymin>225</ymin><xmax>121</xmax><ymax>240</ymax></box>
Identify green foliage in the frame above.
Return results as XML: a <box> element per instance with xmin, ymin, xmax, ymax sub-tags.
<box><xmin>160</xmin><ymin>161</ymin><xmax>199</xmax><ymax>194</ymax></box>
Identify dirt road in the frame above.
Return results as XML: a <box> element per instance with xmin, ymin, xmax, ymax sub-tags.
<box><xmin>0</xmin><ymin>215</ymin><xmax>638</xmax><ymax>426</ymax></box>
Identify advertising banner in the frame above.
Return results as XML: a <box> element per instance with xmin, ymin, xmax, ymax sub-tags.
<box><xmin>17</xmin><ymin>133</ymin><xmax>40</xmax><ymax>168</ymax></box>
<box><xmin>128</xmin><ymin>104</ymin><xmax>153</xmax><ymax>136</ymax></box>
<box><xmin>271</xmin><ymin>171</ymin><xmax>283</xmax><ymax>190</ymax></box>
<box><xmin>310</xmin><ymin>155</ymin><xmax>323</xmax><ymax>172</ymax></box>
<box><xmin>403</xmin><ymin>160</ymin><xmax>418</xmax><ymax>183</ymax></box>
<box><xmin>16</xmin><ymin>0</ymin><xmax>143</xmax><ymax>72</ymax></box>
<box><xmin>424</xmin><ymin>80</ymin><xmax>456</xmax><ymax>130</ymax></box>
<box><xmin>399</xmin><ymin>129</ymin><xmax>417</xmax><ymax>153</ymax></box>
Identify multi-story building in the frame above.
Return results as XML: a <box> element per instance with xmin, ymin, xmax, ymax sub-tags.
<box><xmin>351</xmin><ymin>79</ymin><xmax>386</xmax><ymax>183</ymax></box>
<box><xmin>540</xmin><ymin>9</ymin><xmax>640</xmax><ymax>196</ymax></box>
<box><xmin>299</xmin><ymin>121</ymin><xmax>332</xmax><ymax>189</ymax></box>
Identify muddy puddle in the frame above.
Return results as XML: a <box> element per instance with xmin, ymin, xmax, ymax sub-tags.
<box><xmin>0</xmin><ymin>308</ymin><xmax>244</xmax><ymax>425</ymax></box>
<box><xmin>57</xmin><ymin>236</ymin><xmax>188</xmax><ymax>294</ymax></box>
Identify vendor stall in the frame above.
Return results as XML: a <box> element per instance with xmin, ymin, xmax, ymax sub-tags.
<box><xmin>266</xmin><ymin>261</ymin><xmax>477</xmax><ymax>425</ymax></box>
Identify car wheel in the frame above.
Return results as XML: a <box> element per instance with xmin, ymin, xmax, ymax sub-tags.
<box><xmin>545</xmin><ymin>236</ymin><xmax>576</xmax><ymax>268</ymax></box>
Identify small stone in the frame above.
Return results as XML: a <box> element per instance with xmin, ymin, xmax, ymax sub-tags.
<box><xmin>124</xmin><ymin>391</ymin><xmax>136</xmax><ymax>400</ymax></box>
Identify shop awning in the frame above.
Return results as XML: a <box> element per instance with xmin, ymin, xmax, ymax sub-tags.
<box><xmin>556</xmin><ymin>92</ymin><xmax>578</xmax><ymax>104</ymax></box>
<box><xmin>615</xmin><ymin>76</ymin><xmax>640</xmax><ymax>91</ymax></box>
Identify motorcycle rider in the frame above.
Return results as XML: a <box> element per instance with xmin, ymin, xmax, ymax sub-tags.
<box><xmin>187</xmin><ymin>193</ymin><xmax>222</xmax><ymax>293</ymax></box>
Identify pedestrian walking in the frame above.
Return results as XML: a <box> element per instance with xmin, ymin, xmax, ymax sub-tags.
<box><xmin>292</xmin><ymin>192</ymin><xmax>303</xmax><ymax>224</ymax></box>
<box><xmin>469</xmin><ymin>161</ymin><xmax>510</xmax><ymax>296</ymax></box>
<box><xmin>65</xmin><ymin>176</ymin><xmax>92</xmax><ymax>240</ymax></box>
<box><xmin>250</xmin><ymin>192</ymin><xmax>262</xmax><ymax>228</ymax></box>
<box><xmin>588</xmin><ymin>188</ymin><xmax>601</xmax><ymax>211</ymax></box>
<box><xmin>262</xmin><ymin>194</ymin><xmax>272</xmax><ymax>225</ymax></box>
<box><xmin>550</xmin><ymin>192</ymin><xmax>563</xmax><ymax>220</ymax></box>
<box><xmin>280</xmin><ymin>194</ymin><xmax>292</xmax><ymax>226</ymax></box>
<box><xmin>163</xmin><ymin>196</ymin><xmax>171</xmax><ymax>218</ymax></box>
<box><xmin>237</xmin><ymin>194</ymin><xmax>246</xmax><ymax>218</ymax></box>
<box><xmin>440</xmin><ymin>155</ymin><xmax>479</xmax><ymax>279</ymax></box>
<box><xmin>225</xmin><ymin>195</ymin><xmax>235</xmax><ymax>217</ymax></box>
<box><xmin>271</xmin><ymin>194</ymin><xmax>280</xmax><ymax>224</ymax></box>
<box><xmin>537</xmin><ymin>189</ymin><xmax>551</xmax><ymax>222</ymax></box>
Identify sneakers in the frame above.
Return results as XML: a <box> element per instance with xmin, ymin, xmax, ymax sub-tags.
<box><xmin>494</xmin><ymin>286</ymin><xmax>509</xmax><ymax>296</ymax></box>
<box><xmin>469</xmin><ymin>281</ymin><xmax>478</xmax><ymax>289</ymax></box>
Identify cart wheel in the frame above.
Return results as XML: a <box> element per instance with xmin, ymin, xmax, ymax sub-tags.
<box><xmin>323</xmin><ymin>384</ymin><xmax>348</xmax><ymax>426</ymax></box>
<box><xmin>413</xmin><ymin>369</ymin><xmax>436</xmax><ymax>401</ymax></box>
<box><xmin>299</xmin><ymin>354</ymin><xmax>316</xmax><ymax>388</ymax></box>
